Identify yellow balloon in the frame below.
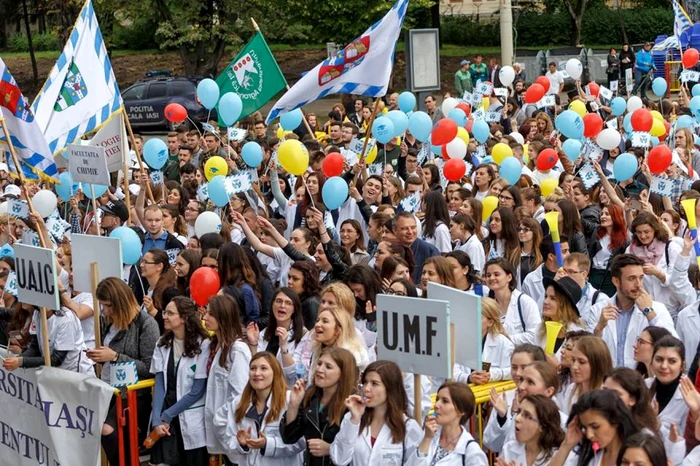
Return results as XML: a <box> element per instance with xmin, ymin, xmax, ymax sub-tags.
<box><xmin>456</xmin><ymin>127</ymin><xmax>470</xmax><ymax>146</ymax></box>
<box><xmin>481</xmin><ymin>97</ymin><xmax>490</xmax><ymax>110</ymax></box>
<box><xmin>278</xmin><ymin>140</ymin><xmax>309</xmax><ymax>175</ymax></box>
<box><xmin>492</xmin><ymin>143</ymin><xmax>514</xmax><ymax>165</ymax></box>
<box><xmin>523</xmin><ymin>144</ymin><xmax>530</xmax><ymax>165</ymax></box>
<box><xmin>651</xmin><ymin>110</ymin><xmax>664</xmax><ymax>122</ymax></box>
<box><xmin>570</xmin><ymin>100</ymin><xmax>586</xmax><ymax>118</ymax></box>
<box><xmin>204</xmin><ymin>156</ymin><xmax>228</xmax><ymax>181</ymax></box>
<box><xmin>360</xmin><ymin>137</ymin><xmax>379</xmax><ymax>165</ymax></box>
<box><xmin>541</xmin><ymin>178</ymin><xmax>558</xmax><ymax>197</ymax></box>
<box><xmin>482</xmin><ymin>195</ymin><xmax>499</xmax><ymax>221</ymax></box>
<box><xmin>276</xmin><ymin>127</ymin><xmax>285</xmax><ymax>139</ymax></box>
<box><xmin>650</xmin><ymin>118</ymin><xmax>665</xmax><ymax>137</ymax></box>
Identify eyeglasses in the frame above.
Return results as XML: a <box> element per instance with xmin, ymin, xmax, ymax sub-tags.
<box><xmin>385</xmin><ymin>289</ymin><xmax>406</xmax><ymax>296</ymax></box>
<box><xmin>499</xmin><ymin>194</ymin><xmax>513</xmax><ymax>202</ymax></box>
<box><xmin>513</xmin><ymin>409</ymin><xmax>539</xmax><ymax>423</ymax></box>
<box><xmin>162</xmin><ymin>310</ymin><xmax>179</xmax><ymax>317</ymax></box>
<box><xmin>635</xmin><ymin>337</ymin><xmax>653</xmax><ymax>346</ymax></box>
<box><xmin>274</xmin><ymin>298</ymin><xmax>294</xmax><ymax>306</ymax></box>
<box><xmin>518</xmin><ymin>227</ymin><xmax>531</xmax><ymax>233</ymax></box>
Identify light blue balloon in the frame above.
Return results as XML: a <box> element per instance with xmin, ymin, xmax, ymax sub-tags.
<box><xmin>447</xmin><ymin>108</ymin><xmax>467</xmax><ymax>127</ymax></box>
<box><xmin>651</xmin><ymin>77</ymin><xmax>667</xmax><ymax>97</ymax></box>
<box><xmin>651</xmin><ymin>136</ymin><xmax>660</xmax><ymax>147</ymax></box>
<box><xmin>408</xmin><ymin>111</ymin><xmax>432</xmax><ymax>142</ymax></box>
<box><xmin>373</xmin><ymin>117</ymin><xmax>395</xmax><ymax>144</ymax></box>
<box><xmin>431</xmin><ymin>144</ymin><xmax>443</xmax><ymax>155</ymax></box>
<box><xmin>555</xmin><ymin>110</ymin><xmax>584</xmax><ymax>140</ymax></box>
<box><xmin>322</xmin><ymin>176</ymin><xmax>349</xmax><ymax>210</ymax></box>
<box><xmin>83</xmin><ymin>183</ymin><xmax>108</xmax><ymax>199</ymax></box>
<box><xmin>693</xmin><ymin>84</ymin><xmax>700</xmax><ymax>97</ymax></box>
<box><xmin>218</xmin><ymin>92</ymin><xmax>243</xmax><ymax>126</ymax></box>
<box><xmin>143</xmin><ymin>138</ymin><xmax>168</xmax><ymax>169</ymax></box>
<box><xmin>280</xmin><ymin>108</ymin><xmax>303</xmax><ymax>131</ymax></box>
<box><xmin>562</xmin><ymin>139</ymin><xmax>582</xmax><ymax>161</ymax></box>
<box><xmin>398</xmin><ymin>92</ymin><xmax>416</xmax><ymax>113</ymax></box>
<box><xmin>472</xmin><ymin>120</ymin><xmax>490</xmax><ymax>144</ymax></box>
<box><xmin>241</xmin><ymin>142</ymin><xmax>263</xmax><ymax>167</ymax></box>
<box><xmin>691</xmin><ymin>96</ymin><xmax>700</xmax><ymax>119</ymax></box>
<box><xmin>623</xmin><ymin>113</ymin><xmax>633</xmax><ymax>134</ymax></box>
<box><xmin>110</xmin><ymin>226</ymin><xmax>142</xmax><ymax>265</ymax></box>
<box><xmin>610</xmin><ymin>97</ymin><xmax>626</xmax><ymax>117</ymax></box>
<box><xmin>613</xmin><ymin>153</ymin><xmax>638</xmax><ymax>181</ymax></box>
<box><xmin>677</xmin><ymin>115</ymin><xmax>695</xmax><ymax>129</ymax></box>
<box><xmin>196</xmin><ymin>78</ymin><xmax>220</xmax><ymax>110</ymax></box>
<box><xmin>386</xmin><ymin>110</ymin><xmax>408</xmax><ymax>137</ymax></box>
<box><xmin>208</xmin><ymin>176</ymin><xmax>230</xmax><ymax>207</ymax></box>
<box><xmin>499</xmin><ymin>157</ymin><xmax>522</xmax><ymax>185</ymax></box>
<box><xmin>55</xmin><ymin>172</ymin><xmax>75</xmax><ymax>202</ymax></box>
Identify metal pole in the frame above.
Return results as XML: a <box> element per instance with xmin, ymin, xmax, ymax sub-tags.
<box><xmin>500</xmin><ymin>0</ymin><xmax>514</xmax><ymax>66</ymax></box>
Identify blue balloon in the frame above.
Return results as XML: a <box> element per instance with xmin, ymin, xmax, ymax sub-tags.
<box><xmin>373</xmin><ymin>116</ymin><xmax>395</xmax><ymax>144</ymax></box>
<box><xmin>677</xmin><ymin>115</ymin><xmax>695</xmax><ymax>129</ymax></box>
<box><xmin>83</xmin><ymin>183</ymin><xmax>108</xmax><ymax>199</ymax></box>
<box><xmin>241</xmin><ymin>142</ymin><xmax>263</xmax><ymax>167</ymax></box>
<box><xmin>110</xmin><ymin>226</ymin><xmax>142</xmax><ymax>265</ymax></box>
<box><xmin>613</xmin><ymin>153</ymin><xmax>638</xmax><ymax>181</ymax></box>
<box><xmin>431</xmin><ymin>144</ymin><xmax>443</xmax><ymax>155</ymax></box>
<box><xmin>55</xmin><ymin>172</ymin><xmax>75</xmax><ymax>202</ymax></box>
<box><xmin>322</xmin><ymin>176</ymin><xmax>349</xmax><ymax>210</ymax></box>
<box><xmin>651</xmin><ymin>136</ymin><xmax>660</xmax><ymax>147</ymax></box>
<box><xmin>610</xmin><ymin>97</ymin><xmax>626</xmax><ymax>117</ymax></box>
<box><xmin>280</xmin><ymin>108</ymin><xmax>303</xmax><ymax>131</ymax></box>
<box><xmin>208</xmin><ymin>176</ymin><xmax>230</xmax><ymax>207</ymax></box>
<box><xmin>398</xmin><ymin>92</ymin><xmax>416</xmax><ymax>113</ymax></box>
<box><xmin>386</xmin><ymin>110</ymin><xmax>408</xmax><ymax>137</ymax></box>
<box><xmin>218</xmin><ymin>92</ymin><xmax>243</xmax><ymax>126</ymax></box>
<box><xmin>447</xmin><ymin>108</ymin><xmax>467</xmax><ymax>127</ymax></box>
<box><xmin>143</xmin><ymin>138</ymin><xmax>168</xmax><ymax>169</ymax></box>
<box><xmin>693</xmin><ymin>84</ymin><xmax>700</xmax><ymax>97</ymax></box>
<box><xmin>196</xmin><ymin>78</ymin><xmax>220</xmax><ymax>110</ymax></box>
<box><xmin>623</xmin><ymin>113</ymin><xmax>633</xmax><ymax>134</ymax></box>
<box><xmin>562</xmin><ymin>139</ymin><xmax>582</xmax><ymax>161</ymax></box>
<box><xmin>407</xmin><ymin>111</ymin><xmax>432</xmax><ymax>142</ymax></box>
<box><xmin>691</xmin><ymin>96</ymin><xmax>700</xmax><ymax>119</ymax></box>
<box><xmin>472</xmin><ymin>120</ymin><xmax>490</xmax><ymax>144</ymax></box>
<box><xmin>555</xmin><ymin>110</ymin><xmax>584</xmax><ymax>140</ymax></box>
<box><xmin>499</xmin><ymin>156</ymin><xmax>522</xmax><ymax>185</ymax></box>
<box><xmin>652</xmin><ymin>77</ymin><xmax>667</xmax><ymax>97</ymax></box>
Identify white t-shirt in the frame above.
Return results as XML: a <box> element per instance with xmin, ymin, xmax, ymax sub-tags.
<box><xmin>546</xmin><ymin>71</ymin><xmax>564</xmax><ymax>95</ymax></box>
<box><xmin>30</xmin><ymin>309</ymin><xmax>93</xmax><ymax>374</ymax></box>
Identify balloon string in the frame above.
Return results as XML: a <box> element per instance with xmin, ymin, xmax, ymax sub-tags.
<box><xmin>187</xmin><ymin>117</ymin><xmax>203</xmax><ymax>137</ymax></box>
<box><xmin>303</xmin><ymin>177</ymin><xmax>316</xmax><ymax>209</ymax></box>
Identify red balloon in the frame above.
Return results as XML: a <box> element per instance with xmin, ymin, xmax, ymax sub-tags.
<box><xmin>524</xmin><ymin>84</ymin><xmax>545</xmax><ymax>104</ymax></box>
<box><xmin>190</xmin><ymin>267</ymin><xmax>221</xmax><ymax>306</ymax></box>
<box><xmin>535</xmin><ymin>76</ymin><xmax>550</xmax><ymax>94</ymax></box>
<box><xmin>441</xmin><ymin>145</ymin><xmax>450</xmax><ymax>160</ymax></box>
<box><xmin>456</xmin><ymin>102</ymin><xmax>471</xmax><ymax>117</ymax></box>
<box><xmin>583</xmin><ymin>113</ymin><xmax>604</xmax><ymax>138</ymax></box>
<box><xmin>536</xmin><ymin>148</ymin><xmax>559</xmax><ymax>171</ymax></box>
<box><xmin>443</xmin><ymin>158</ymin><xmax>466</xmax><ymax>181</ymax></box>
<box><xmin>630</xmin><ymin>109</ymin><xmax>653</xmax><ymax>132</ymax></box>
<box><xmin>660</xmin><ymin>121</ymin><xmax>671</xmax><ymax>141</ymax></box>
<box><xmin>465</xmin><ymin>120</ymin><xmax>473</xmax><ymax>133</ymax></box>
<box><xmin>586</xmin><ymin>82</ymin><xmax>600</xmax><ymax>97</ymax></box>
<box><xmin>648</xmin><ymin>145</ymin><xmax>672</xmax><ymax>174</ymax></box>
<box><xmin>431</xmin><ymin>118</ymin><xmax>458</xmax><ymax>146</ymax></box>
<box><xmin>164</xmin><ymin>103</ymin><xmax>187</xmax><ymax>123</ymax></box>
<box><xmin>322</xmin><ymin>152</ymin><xmax>344</xmax><ymax>177</ymax></box>
<box><xmin>684</xmin><ymin>48</ymin><xmax>700</xmax><ymax>69</ymax></box>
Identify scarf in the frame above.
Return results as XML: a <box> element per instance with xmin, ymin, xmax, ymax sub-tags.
<box><xmin>629</xmin><ymin>238</ymin><xmax>665</xmax><ymax>266</ymax></box>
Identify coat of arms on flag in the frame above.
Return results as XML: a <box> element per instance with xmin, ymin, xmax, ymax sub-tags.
<box><xmin>319</xmin><ymin>37</ymin><xmax>371</xmax><ymax>86</ymax></box>
<box><xmin>54</xmin><ymin>62</ymin><xmax>88</xmax><ymax>111</ymax></box>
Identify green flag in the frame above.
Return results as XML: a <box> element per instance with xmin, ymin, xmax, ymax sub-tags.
<box><xmin>216</xmin><ymin>31</ymin><xmax>287</xmax><ymax>123</ymax></box>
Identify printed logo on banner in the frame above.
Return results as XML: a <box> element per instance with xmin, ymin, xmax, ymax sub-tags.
<box><xmin>8</xmin><ymin>199</ymin><xmax>29</xmax><ymax>220</ymax></box>
<box><xmin>599</xmin><ymin>86</ymin><xmax>613</xmax><ymax>101</ymax></box>
<box><xmin>475</xmin><ymin>81</ymin><xmax>493</xmax><ymax>97</ymax></box>
<box><xmin>197</xmin><ymin>182</ymin><xmax>209</xmax><ymax>202</ymax></box>
<box><xmin>227</xmin><ymin>172</ymin><xmax>252</xmax><ymax>194</ymax></box>
<box><xmin>610</xmin><ymin>81</ymin><xmax>619</xmax><ymax>92</ymax></box>
<box><xmin>578</xmin><ymin>162</ymin><xmax>601</xmax><ymax>189</ymax></box>
<box><xmin>110</xmin><ymin>361</ymin><xmax>139</xmax><ymax>387</ymax></box>
<box><xmin>631</xmin><ymin>132</ymin><xmax>651</xmax><ymax>148</ymax></box>
<box><xmin>606</xmin><ymin>119</ymin><xmax>619</xmax><ymax>130</ymax></box>
<box><xmin>485</xmin><ymin>111</ymin><xmax>501</xmax><ymax>123</ymax></box>
<box><xmin>681</xmin><ymin>70</ymin><xmax>700</xmax><ymax>83</ymax></box>
<box><xmin>341</xmin><ymin>148</ymin><xmax>360</xmax><ymax>167</ymax></box>
<box><xmin>417</xmin><ymin>143</ymin><xmax>430</xmax><ymax>166</ymax></box>
<box><xmin>400</xmin><ymin>191</ymin><xmax>421</xmax><ymax>213</ymax></box>
<box><xmin>472</xmin><ymin>108</ymin><xmax>485</xmax><ymax>121</ymax></box>
<box><xmin>318</xmin><ymin>36</ymin><xmax>371</xmax><ymax>86</ymax></box>
<box><xmin>475</xmin><ymin>145</ymin><xmax>487</xmax><ymax>160</ymax></box>
<box><xmin>462</xmin><ymin>90</ymin><xmax>473</xmax><ymax>103</ymax></box>
<box><xmin>349</xmin><ymin>137</ymin><xmax>376</xmax><ymax>156</ymax></box>
<box><xmin>227</xmin><ymin>127</ymin><xmax>248</xmax><ymax>142</ymax></box>
<box><xmin>368</xmin><ymin>163</ymin><xmax>383</xmax><ymax>176</ymax></box>
<box><xmin>3</xmin><ymin>270</ymin><xmax>17</xmax><ymax>297</ymax></box>
<box><xmin>650</xmin><ymin>176</ymin><xmax>675</xmax><ymax>197</ymax></box>
<box><xmin>150</xmin><ymin>170</ymin><xmax>164</xmax><ymax>186</ymax></box>
<box><xmin>202</xmin><ymin>122</ymin><xmax>216</xmax><ymax>134</ymax></box>
<box><xmin>537</xmin><ymin>95</ymin><xmax>556</xmax><ymax>109</ymax></box>
<box><xmin>493</xmin><ymin>87</ymin><xmax>508</xmax><ymax>98</ymax></box>
<box><xmin>241</xmin><ymin>167</ymin><xmax>259</xmax><ymax>183</ymax></box>
<box><xmin>581</xmin><ymin>138</ymin><xmax>603</xmax><ymax>161</ymax></box>
<box><xmin>46</xmin><ymin>216</ymin><xmax>68</xmax><ymax>243</ymax></box>
<box><xmin>165</xmin><ymin>248</ymin><xmax>179</xmax><ymax>265</ymax></box>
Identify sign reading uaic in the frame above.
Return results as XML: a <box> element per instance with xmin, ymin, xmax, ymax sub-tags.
<box><xmin>14</xmin><ymin>243</ymin><xmax>60</xmax><ymax>310</ymax></box>
<box><xmin>68</xmin><ymin>144</ymin><xmax>110</xmax><ymax>186</ymax></box>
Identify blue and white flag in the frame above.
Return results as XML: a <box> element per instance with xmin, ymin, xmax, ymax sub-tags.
<box><xmin>0</xmin><ymin>59</ymin><xmax>58</xmax><ymax>180</ymax></box>
<box><xmin>265</xmin><ymin>0</ymin><xmax>408</xmax><ymax>124</ymax></box>
<box><xmin>653</xmin><ymin>0</ymin><xmax>692</xmax><ymax>51</ymax></box>
<box><xmin>32</xmin><ymin>0</ymin><xmax>122</xmax><ymax>156</ymax></box>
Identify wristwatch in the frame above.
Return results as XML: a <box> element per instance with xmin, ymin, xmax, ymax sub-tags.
<box><xmin>642</xmin><ymin>307</ymin><xmax>653</xmax><ymax>316</ymax></box>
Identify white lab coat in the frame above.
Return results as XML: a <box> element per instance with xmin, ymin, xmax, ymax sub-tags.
<box><xmin>213</xmin><ymin>391</ymin><xmax>305</xmax><ymax>466</ymax></box>
<box><xmin>501</xmin><ymin>290</ymin><xmax>542</xmax><ymax>345</ymax></box>
<box><xmin>424</xmin><ymin>222</ymin><xmax>452</xmax><ymax>254</ymax></box>
<box><xmin>626</xmin><ymin>241</ymin><xmax>682</xmax><ymax>317</ymax></box>
<box><xmin>502</xmin><ymin>440</ymin><xmax>558</xmax><ymax>466</ymax></box>
<box><xmin>587</xmin><ymin>294</ymin><xmax>677</xmax><ymax>368</ymax></box>
<box><xmin>646</xmin><ymin>379</ymin><xmax>689</xmax><ymax>441</ymax></box>
<box><xmin>404</xmin><ymin>372</ymin><xmax>434</xmax><ymax>420</ymax></box>
<box><xmin>676</xmin><ymin>299</ymin><xmax>700</xmax><ymax>364</ymax></box>
<box><xmin>534</xmin><ymin>322</ymin><xmax>585</xmax><ymax>362</ymax></box>
<box><xmin>256</xmin><ymin>327</ymin><xmax>305</xmax><ymax>386</ymax></box>
<box><xmin>521</xmin><ymin>264</ymin><xmax>546</xmax><ymax>308</ymax></box>
<box><xmin>577</xmin><ymin>284</ymin><xmax>605</xmax><ymax>331</ymax></box>
<box><xmin>407</xmin><ymin>426</ymin><xmax>488</xmax><ymax>466</ymax></box>
<box><xmin>205</xmin><ymin>340</ymin><xmax>252</xmax><ymax>454</ymax></box>
<box><xmin>682</xmin><ymin>445</ymin><xmax>700</xmax><ymax>466</ymax></box>
<box><xmin>331</xmin><ymin>412</ymin><xmax>423</xmax><ymax>466</ymax></box>
<box><xmin>668</xmin><ymin>254</ymin><xmax>698</xmax><ymax>318</ymax></box>
<box><xmin>453</xmin><ymin>332</ymin><xmax>514</xmax><ymax>383</ymax></box>
<box><xmin>150</xmin><ymin>337</ymin><xmax>211</xmax><ymax>450</ymax></box>
<box><xmin>456</xmin><ymin>234</ymin><xmax>485</xmax><ymax>273</ymax></box>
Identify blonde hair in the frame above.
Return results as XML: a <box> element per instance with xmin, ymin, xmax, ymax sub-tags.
<box><xmin>537</xmin><ymin>285</ymin><xmax>583</xmax><ymax>341</ymax></box>
<box><xmin>311</xmin><ymin>307</ymin><xmax>366</xmax><ymax>375</ymax></box>
<box><xmin>482</xmin><ymin>297</ymin><xmax>509</xmax><ymax>338</ymax></box>
<box><xmin>321</xmin><ymin>283</ymin><xmax>356</xmax><ymax>316</ymax></box>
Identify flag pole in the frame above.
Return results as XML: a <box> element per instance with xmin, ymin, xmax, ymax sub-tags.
<box><xmin>351</xmin><ymin>97</ymin><xmax>382</xmax><ymax>188</ymax></box>
<box><xmin>121</xmin><ymin>108</ymin><xmax>155</xmax><ymax>203</ymax></box>
<box><xmin>250</xmin><ymin>18</ymin><xmax>317</xmax><ymax>141</ymax></box>
<box><xmin>0</xmin><ymin>117</ymin><xmax>52</xmax><ymax>367</ymax></box>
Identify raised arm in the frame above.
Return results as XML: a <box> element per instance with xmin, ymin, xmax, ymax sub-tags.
<box><xmin>230</xmin><ymin>209</ymin><xmax>275</xmax><ymax>257</ymax></box>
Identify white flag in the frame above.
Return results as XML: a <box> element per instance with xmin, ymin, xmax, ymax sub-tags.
<box><xmin>89</xmin><ymin>111</ymin><xmax>126</xmax><ymax>172</ymax></box>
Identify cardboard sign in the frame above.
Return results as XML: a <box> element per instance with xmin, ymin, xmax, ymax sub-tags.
<box><xmin>681</xmin><ymin>69</ymin><xmax>700</xmax><ymax>83</ymax></box>
<box><xmin>227</xmin><ymin>127</ymin><xmax>248</xmax><ymax>142</ymax></box>
<box><xmin>493</xmin><ymin>87</ymin><xmax>508</xmax><ymax>98</ymax></box>
<box><xmin>376</xmin><ymin>295</ymin><xmax>451</xmax><ymax>379</ymax></box>
<box><xmin>89</xmin><ymin>112</ymin><xmax>126</xmax><ymax>172</ymax></box>
<box><xmin>599</xmin><ymin>85</ymin><xmax>613</xmax><ymax>102</ymax></box>
<box><xmin>475</xmin><ymin>81</ymin><xmax>493</xmax><ymax>97</ymax></box>
<box><xmin>606</xmin><ymin>119</ymin><xmax>619</xmax><ymax>130</ymax></box>
<box><xmin>111</xmin><ymin>361</ymin><xmax>139</xmax><ymax>387</ymax></box>
<box><xmin>399</xmin><ymin>191</ymin><xmax>421</xmax><ymax>213</ymax></box>
<box><xmin>71</xmin><ymin>234</ymin><xmax>123</xmax><ymax>293</ymax></box>
<box><xmin>227</xmin><ymin>172</ymin><xmax>252</xmax><ymax>194</ymax></box>
<box><xmin>610</xmin><ymin>81</ymin><xmax>619</xmax><ymax>93</ymax></box>
<box><xmin>8</xmin><ymin>199</ymin><xmax>29</xmax><ymax>220</ymax></box>
<box><xmin>166</xmin><ymin>248</ymin><xmax>179</xmax><ymax>265</ymax></box>
<box><xmin>581</xmin><ymin>138</ymin><xmax>603</xmax><ymax>160</ymax></box>
<box><xmin>368</xmin><ymin>163</ymin><xmax>384</xmax><ymax>176</ymax></box>
<box><xmin>625</xmin><ymin>69</ymin><xmax>633</xmax><ymax>90</ymax></box>
<box><xmin>472</xmin><ymin>108</ymin><xmax>485</xmax><ymax>121</ymax></box>
<box><xmin>485</xmin><ymin>111</ymin><xmax>501</xmax><ymax>123</ymax></box>
<box><xmin>341</xmin><ymin>148</ymin><xmax>360</xmax><ymax>167</ymax></box>
<box><xmin>650</xmin><ymin>176</ymin><xmax>675</xmax><ymax>197</ymax></box>
<box><xmin>68</xmin><ymin>144</ymin><xmax>110</xmax><ymax>186</ymax></box>
<box><xmin>350</xmin><ymin>137</ymin><xmax>377</xmax><ymax>156</ymax></box>
<box><xmin>150</xmin><ymin>170</ymin><xmax>164</xmax><ymax>186</ymax></box>
<box><xmin>631</xmin><ymin>132</ymin><xmax>651</xmax><ymax>148</ymax></box>
<box><xmin>578</xmin><ymin>162</ymin><xmax>601</xmax><ymax>189</ymax></box>
<box><xmin>14</xmin><ymin>243</ymin><xmax>60</xmax><ymax>310</ymax></box>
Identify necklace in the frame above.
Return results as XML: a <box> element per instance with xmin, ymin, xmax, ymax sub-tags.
<box><xmin>439</xmin><ymin>429</ymin><xmax>462</xmax><ymax>449</ymax></box>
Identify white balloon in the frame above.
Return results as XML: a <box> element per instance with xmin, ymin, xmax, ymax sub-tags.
<box><xmin>627</xmin><ymin>96</ymin><xmax>643</xmax><ymax>113</ymax></box>
<box><xmin>597</xmin><ymin>128</ymin><xmax>622</xmax><ymax>150</ymax></box>
<box><xmin>32</xmin><ymin>190</ymin><xmax>57</xmax><ymax>218</ymax></box>
<box><xmin>0</xmin><ymin>202</ymin><xmax>7</xmax><ymax>215</ymax></box>
<box><xmin>194</xmin><ymin>211</ymin><xmax>222</xmax><ymax>237</ymax></box>
<box><xmin>565</xmin><ymin>59</ymin><xmax>583</xmax><ymax>80</ymax></box>
<box><xmin>499</xmin><ymin>66</ymin><xmax>515</xmax><ymax>86</ymax></box>
<box><xmin>509</xmin><ymin>132</ymin><xmax>525</xmax><ymax>144</ymax></box>
<box><xmin>446</xmin><ymin>138</ymin><xmax>467</xmax><ymax>160</ymax></box>
<box><xmin>442</xmin><ymin>97</ymin><xmax>459</xmax><ymax>118</ymax></box>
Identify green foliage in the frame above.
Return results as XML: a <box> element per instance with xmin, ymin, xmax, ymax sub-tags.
<box><xmin>440</xmin><ymin>17</ymin><xmax>500</xmax><ymax>47</ymax></box>
<box><xmin>110</xmin><ymin>18</ymin><xmax>159</xmax><ymax>50</ymax></box>
<box><xmin>8</xmin><ymin>32</ymin><xmax>58</xmax><ymax>52</ymax></box>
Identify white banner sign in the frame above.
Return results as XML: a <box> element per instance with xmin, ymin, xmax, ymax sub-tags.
<box><xmin>14</xmin><ymin>243</ymin><xmax>60</xmax><ymax>310</ymax></box>
<box><xmin>68</xmin><ymin>144</ymin><xmax>110</xmax><ymax>186</ymax></box>
<box><xmin>89</xmin><ymin>111</ymin><xmax>126</xmax><ymax>172</ymax></box>
<box><xmin>71</xmin><ymin>234</ymin><xmax>123</xmax><ymax>293</ymax></box>
<box><xmin>0</xmin><ymin>365</ymin><xmax>113</xmax><ymax>466</ymax></box>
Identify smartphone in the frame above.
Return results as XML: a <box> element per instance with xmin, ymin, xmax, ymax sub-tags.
<box><xmin>482</xmin><ymin>362</ymin><xmax>492</xmax><ymax>372</ymax></box>
<box><xmin>630</xmin><ymin>199</ymin><xmax>642</xmax><ymax>211</ymax></box>
<box><xmin>9</xmin><ymin>330</ymin><xmax>21</xmax><ymax>340</ymax></box>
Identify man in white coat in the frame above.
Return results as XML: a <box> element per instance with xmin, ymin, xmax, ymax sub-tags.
<box><xmin>588</xmin><ymin>254</ymin><xmax>677</xmax><ymax>368</ymax></box>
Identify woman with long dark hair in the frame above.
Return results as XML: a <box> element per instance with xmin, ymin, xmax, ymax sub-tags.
<box><xmin>347</xmin><ymin>264</ymin><xmax>383</xmax><ymax>345</ymax></box>
<box><xmin>616</xmin><ymin>432</ymin><xmax>668</xmax><ymax>466</ymax></box>
<box><xmin>519</xmin><ymin>217</ymin><xmax>544</xmax><ymax>284</ymax></box>
<box><xmin>339</xmin><ymin>219</ymin><xmax>370</xmax><ymax>265</ymax></box>
<box><xmin>445</xmin><ymin>250</ymin><xmax>484</xmax><ymax>295</ymax></box>
<box><xmin>451</xmin><ymin>214</ymin><xmax>486</xmax><ymax>274</ymax></box>
<box><xmin>603</xmin><ymin>368</ymin><xmax>658</xmax><ymax>432</ymax></box>
<box><xmin>218</xmin><ymin>242</ymin><xmax>260</xmax><ymax>325</ymax></box>
<box><xmin>174</xmin><ymin>249</ymin><xmax>201</xmax><ymax>297</ymax></box>
<box><xmin>484</xmin><ymin>207</ymin><xmax>522</xmax><ymax>273</ymax></box>
<box><xmin>422</xmin><ymin>191</ymin><xmax>452</xmax><ymax>253</ymax></box>
<box><xmin>139</xmin><ymin>248</ymin><xmax>178</xmax><ymax>333</ymax></box>
<box><xmin>551</xmin><ymin>199</ymin><xmax>588</xmax><ymax>255</ymax></box>
<box><xmin>588</xmin><ymin>204</ymin><xmax>628</xmax><ymax>297</ymax></box>
<box><xmin>633</xmin><ymin>326</ymin><xmax>671</xmax><ymax>378</ymax></box>
<box><xmin>288</xmin><ymin>261</ymin><xmax>321</xmax><ymax>331</ymax></box>
<box><xmin>647</xmin><ymin>336</ymin><xmax>688</xmax><ymax>442</ymax></box>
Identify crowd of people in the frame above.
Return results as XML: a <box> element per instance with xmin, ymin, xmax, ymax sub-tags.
<box><xmin>2</xmin><ymin>53</ymin><xmax>700</xmax><ymax>466</ymax></box>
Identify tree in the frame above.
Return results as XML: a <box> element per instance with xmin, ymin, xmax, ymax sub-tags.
<box><xmin>21</xmin><ymin>0</ymin><xmax>38</xmax><ymax>85</ymax></box>
<box><xmin>562</xmin><ymin>0</ymin><xmax>589</xmax><ymax>46</ymax></box>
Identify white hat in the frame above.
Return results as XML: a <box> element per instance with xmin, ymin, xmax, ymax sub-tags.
<box><xmin>3</xmin><ymin>185</ymin><xmax>21</xmax><ymax>198</ymax></box>
<box><xmin>0</xmin><ymin>163</ymin><xmax>9</xmax><ymax>172</ymax></box>
<box><xmin>672</xmin><ymin>150</ymin><xmax>689</xmax><ymax>176</ymax></box>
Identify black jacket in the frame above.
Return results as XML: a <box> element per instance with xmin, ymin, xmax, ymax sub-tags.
<box><xmin>132</xmin><ymin>227</ymin><xmax>185</xmax><ymax>253</ymax></box>
<box><xmin>580</xmin><ymin>204</ymin><xmax>601</xmax><ymax>240</ymax></box>
<box><xmin>587</xmin><ymin>227</ymin><xmax>629</xmax><ymax>266</ymax></box>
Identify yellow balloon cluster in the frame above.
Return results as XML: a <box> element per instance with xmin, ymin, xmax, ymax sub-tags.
<box><xmin>492</xmin><ymin>143</ymin><xmax>513</xmax><ymax>165</ymax></box>
<box><xmin>456</xmin><ymin>127</ymin><xmax>470</xmax><ymax>146</ymax></box>
<box><xmin>482</xmin><ymin>195</ymin><xmax>498</xmax><ymax>221</ymax></box>
<box><xmin>204</xmin><ymin>156</ymin><xmax>228</xmax><ymax>181</ymax></box>
<box><xmin>650</xmin><ymin>118</ymin><xmax>665</xmax><ymax>137</ymax></box>
<box><xmin>276</xmin><ymin>127</ymin><xmax>294</xmax><ymax>140</ymax></box>
<box><xmin>278</xmin><ymin>140</ymin><xmax>309</xmax><ymax>175</ymax></box>
<box><xmin>569</xmin><ymin>100</ymin><xmax>587</xmax><ymax>118</ymax></box>
<box><xmin>650</xmin><ymin>110</ymin><xmax>664</xmax><ymax>122</ymax></box>
<box><xmin>540</xmin><ymin>178</ymin><xmax>558</xmax><ymax>197</ymax></box>
<box><xmin>358</xmin><ymin>137</ymin><xmax>379</xmax><ymax>164</ymax></box>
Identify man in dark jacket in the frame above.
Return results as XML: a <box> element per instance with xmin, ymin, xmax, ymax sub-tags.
<box><xmin>139</xmin><ymin>204</ymin><xmax>185</xmax><ymax>254</ymax></box>
<box><xmin>393</xmin><ymin>212</ymin><xmax>439</xmax><ymax>283</ymax></box>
